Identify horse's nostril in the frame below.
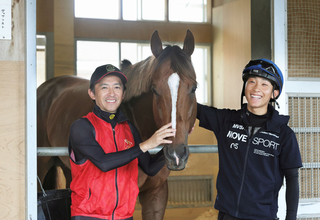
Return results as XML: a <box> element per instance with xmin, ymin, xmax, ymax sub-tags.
<box><xmin>164</xmin><ymin>144</ymin><xmax>189</xmax><ymax>168</ymax></box>
<box><xmin>175</xmin><ymin>145</ymin><xmax>189</xmax><ymax>160</ymax></box>
<box><xmin>182</xmin><ymin>146</ymin><xmax>189</xmax><ymax>160</ymax></box>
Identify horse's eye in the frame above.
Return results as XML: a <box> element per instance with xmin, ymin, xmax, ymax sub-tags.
<box><xmin>191</xmin><ymin>85</ymin><xmax>197</xmax><ymax>94</ymax></box>
<box><xmin>151</xmin><ymin>86</ymin><xmax>160</xmax><ymax>96</ymax></box>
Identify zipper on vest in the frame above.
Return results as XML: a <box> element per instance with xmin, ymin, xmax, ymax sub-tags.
<box><xmin>112</xmin><ymin>127</ymin><xmax>119</xmax><ymax>220</ymax></box>
<box><xmin>235</xmin><ymin>127</ymin><xmax>262</xmax><ymax>217</ymax></box>
<box><xmin>235</xmin><ymin>138</ymin><xmax>250</xmax><ymax>217</ymax></box>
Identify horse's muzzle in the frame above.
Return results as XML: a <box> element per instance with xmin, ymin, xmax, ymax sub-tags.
<box><xmin>163</xmin><ymin>144</ymin><xmax>189</xmax><ymax>171</ymax></box>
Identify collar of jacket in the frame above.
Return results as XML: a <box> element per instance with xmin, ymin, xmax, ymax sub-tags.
<box><xmin>93</xmin><ymin>105</ymin><xmax>128</xmax><ymax>125</ymax></box>
<box><xmin>229</xmin><ymin>104</ymin><xmax>290</xmax><ymax>134</ymax></box>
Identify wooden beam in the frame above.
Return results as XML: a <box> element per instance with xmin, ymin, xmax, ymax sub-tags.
<box><xmin>74</xmin><ymin>18</ymin><xmax>212</xmax><ymax>43</ymax></box>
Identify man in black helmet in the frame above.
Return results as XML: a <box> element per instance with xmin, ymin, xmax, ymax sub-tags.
<box><xmin>197</xmin><ymin>59</ymin><xmax>302</xmax><ymax>220</ymax></box>
<box><xmin>68</xmin><ymin>64</ymin><xmax>176</xmax><ymax>220</ymax></box>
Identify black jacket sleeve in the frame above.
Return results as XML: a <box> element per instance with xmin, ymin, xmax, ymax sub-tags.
<box><xmin>284</xmin><ymin>168</ymin><xmax>299</xmax><ymax>220</ymax></box>
<box><xmin>138</xmin><ymin>149</ymin><xmax>166</xmax><ymax>176</ymax></box>
<box><xmin>69</xmin><ymin>118</ymin><xmax>143</xmax><ymax>172</ymax></box>
<box><xmin>128</xmin><ymin>121</ymin><xmax>166</xmax><ymax>176</ymax></box>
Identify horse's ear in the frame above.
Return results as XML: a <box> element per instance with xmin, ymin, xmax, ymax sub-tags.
<box><xmin>183</xmin><ymin>30</ymin><xmax>195</xmax><ymax>56</ymax></box>
<box><xmin>151</xmin><ymin>30</ymin><xmax>163</xmax><ymax>58</ymax></box>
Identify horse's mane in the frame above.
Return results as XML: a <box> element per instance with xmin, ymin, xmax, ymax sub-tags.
<box><xmin>121</xmin><ymin>56</ymin><xmax>156</xmax><ymax>102</ymax></box>
<box><xmin>121</xmin><ymin>45</ymin><xmax>197</xmax><ymax>102</ymax></box>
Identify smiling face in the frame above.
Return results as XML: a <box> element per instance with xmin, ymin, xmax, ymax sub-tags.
<box><xmin>88</xmin><ymin>75</ymin><xmax>125</xmax><ymax>113</ymax></box>
<box><xmin>244</xmin><ymin>76</ymin><xmax>279</xmax><ymax>115</ymax></box>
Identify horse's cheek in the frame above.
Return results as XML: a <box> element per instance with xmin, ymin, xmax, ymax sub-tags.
<box><xmin>152</xmin><ymin>98</ymin><xmax>162</xmax><ymax>127</ymax></box>
<box><xmin>183</xmin><ymin>96</ymin><xmax>196</xmax><ymax>119</ymax></box>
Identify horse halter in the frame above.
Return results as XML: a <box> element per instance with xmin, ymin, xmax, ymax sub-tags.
<box><xmin>241</xmin><ymin>58</ymin><xmax>284</xmax><ymax>108</ymax></box>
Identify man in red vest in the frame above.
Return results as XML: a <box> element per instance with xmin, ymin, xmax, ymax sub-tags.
<box><xmin>68</xmin><ymin>64</ymin><xmax>175</xmax><ymax>220</ymax></box>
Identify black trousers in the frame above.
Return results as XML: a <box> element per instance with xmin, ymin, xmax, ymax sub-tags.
<box><xmin>218</xmin><ymin>212</ymin><xmax>242</xmax><ymax>220</ymax></box>
<box><xmin>218</xmin><ymin>211</ymin><xmax>279</xmax><ymax>220</ymax></box>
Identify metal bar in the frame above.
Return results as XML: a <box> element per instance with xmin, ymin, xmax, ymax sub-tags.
<box><xmin>301</xmin><ymin>163</ymin><xmax>320</xmax><ymax>169</ymax></box>
<box><xmin>25</xmin><ymin>0</ymin><xmax>37</xmax><ymax>219</ymax></box>
<box><xmin>38</xmin><ymin>147</ymin><xmax>70</xmax><ymax>157</ymax></box>
<box><xmin>292</xmin><ymin>127</ymin><xmax>320</xmax><ymax>133</ymax></box>
<box><xmin>273</xmin><ymin>1</ymin><xmax>287</xmax><ymax>218</ymax></box>
<box><xmin>37</xmin><ymin>145</ymin><xmax>218</xmax><ymax>157</ymax></box>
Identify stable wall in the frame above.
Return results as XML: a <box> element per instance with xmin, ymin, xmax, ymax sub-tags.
<box><xmin>0</xmin><ymin>0</ymin><xmax>26</xmax><ymax>219</ymax></box>
<box><xmin>212</xmin><ymin>0</ymin><xmax>251</xmax><ymax>109</ymax></box>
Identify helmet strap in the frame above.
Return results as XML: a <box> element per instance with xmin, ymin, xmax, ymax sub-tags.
<box><xmin>240</xmin><ymin>83</ymin><xmax>246</xmax><ymax>107</ymax></box>
<box><xmin>270</xmin><ymin>88</ymin><xmax>280</xmax><ymax>109</ymax></box>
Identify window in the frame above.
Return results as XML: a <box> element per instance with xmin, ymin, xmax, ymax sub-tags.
<box><xmin>74</xmin><ymin>0</ymin><xmax>120</xmax><ymax>20</ymax></box>
<box><xmin>76</xmin><ymin>40</ymin><xmax>211</xmax><ymax>104</ymax></box>
<box><xmin>121</xmin><ymin>42</ymin><xmax>151</xmax><ymax>63</ymax></box>
<box><xmin>169</xmin><ymin>0</ymin><xmax>207</xmax><ymax>22</ymax></box>
<box><xmin>123</xmin><ymin>0</ymin><xmax>165</xmax><ymax>21</ymax></box>
<box><xmin>192</xmin><ymin>46</ymin><xmax>210</xmax><ymax>104</ymax></box>
<box><xmin>36</xmin><ymin>35</ymin><xmax>46</xmax><ymax>87</ymax></box>
<box><xmin>76</xmin><ymin>41</ymin><xmax>119</xmax><ymax>79</ymax></box>
<box><xmin>75</xmin><ymin>0</ymin><xmax>208</xmax><ymax>23</ymax></box>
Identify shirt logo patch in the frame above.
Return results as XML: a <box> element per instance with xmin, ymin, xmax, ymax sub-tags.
<box><xmin>252</xmin><ymin>137</ymin><xmax>279</xmax><ymax>150</ymax></box>
<box><xmin>260</xmin><ymin>131</ymin><xmax>279</xmax><ymax>139</ymax></box>
<box><xmin>254</xmin><ymin>148</ymin><xmax>274</xmax><ymax>157</ymax></box>
<box><xmin>230</xmin><ymin>143</ymin><xmax>239</xmax><ymax>149</ymax></box>
<box><xmin>226</xmin><ymin>130</ymin><xmax>248</xmax><ymax>142</ymax></box>
<box><xmin>124</xmin><ymin>139</ymin><xmax>133</xmax><ymax>149</ymax></box>
<box><xmin>232</xmin><ymin>124</ymin><xmax>245</xmax><ymax>130</ymax></box>
<box><xmin>106</xmin><ymin>64</ymin><xmax>117</xmax><ymax>72</ymax></box>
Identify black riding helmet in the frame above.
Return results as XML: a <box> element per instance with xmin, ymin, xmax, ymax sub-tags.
<box><xmin>241</xmin><ymin>58</ymin><xmax>284</xmax><ymax>107</ymax></box>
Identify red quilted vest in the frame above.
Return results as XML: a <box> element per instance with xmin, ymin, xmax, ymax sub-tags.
<box><xmin>70</xmin><ymin>112</ymin><xmax>138</xmax><ymax>220</ymax></box>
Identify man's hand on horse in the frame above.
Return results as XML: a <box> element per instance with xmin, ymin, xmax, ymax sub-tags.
<box><xmin>139</xmin><ymin>123</ymin><xmax>176</xmax><ymax>153</ymax></box>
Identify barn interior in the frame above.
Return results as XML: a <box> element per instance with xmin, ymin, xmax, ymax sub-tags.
<box><xmin>1</xmin><ymin>0</ymin><xmax>320</xmax><ymax>219</ymax></box>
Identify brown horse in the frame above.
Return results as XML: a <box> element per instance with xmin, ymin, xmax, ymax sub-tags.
<box><xmin>37</xmin><ymin>30</ymin><xmax>197</xmax><ymax>220</ymax></box>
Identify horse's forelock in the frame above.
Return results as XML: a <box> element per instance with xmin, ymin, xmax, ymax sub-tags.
<box><xmin>123</xmin><ymin>45</ymin><xmax>197</xmax><ymax>102</ymax></box>
<box><xmin>157</xmin><ymin>46</ymin><xmax>197</xmax><ymax>84</ymax></box>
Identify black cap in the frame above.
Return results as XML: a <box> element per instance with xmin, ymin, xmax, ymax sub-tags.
<box><xmin>90</xmin><ymin>64</ymin><xmax>127</xmax><ymax>89</ymax></box>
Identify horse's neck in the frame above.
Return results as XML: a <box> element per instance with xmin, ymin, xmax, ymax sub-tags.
<box><xmin>121</xmin><ymin>91</ymin><xmax>157</xmax><ymax>141</ymax></box>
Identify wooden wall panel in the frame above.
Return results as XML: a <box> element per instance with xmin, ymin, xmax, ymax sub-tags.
<box><xmin>74</xmin><ymin>18</ymin><xmax>213</xmax><ymax>43</ymax></box>
<box><xmin>212</xmin><ymin>0</ymin><xmax>251</xmax><ymax>109</ymax></box>
<box><xmin>0</xmin><ymin>62</ymin><xmax>26</xmax><ymax>220</ymax></box>
<box><xmin>37</xmin><ymin>0</ymin><xmax>54</xmax><ymax>32</ymax></box>
<box><xmin>54</xmin><ymin>0</ymin><xmax>74</xmax><ymax>76</ymax></box>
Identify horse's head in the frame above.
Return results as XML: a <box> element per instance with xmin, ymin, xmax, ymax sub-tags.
<box><xmin>150</xmin><ymin>30</ymin><xmax>197</xmax><ymax>170</ymax></box>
